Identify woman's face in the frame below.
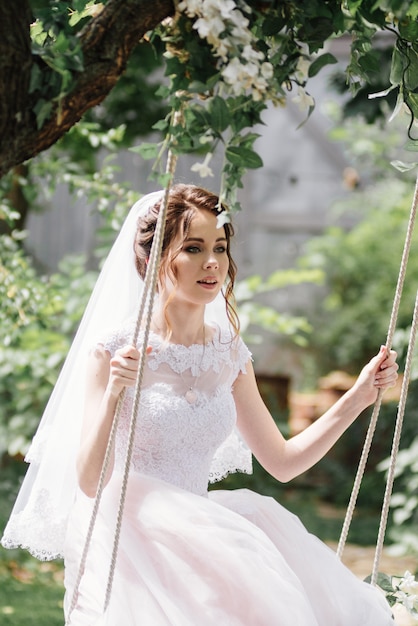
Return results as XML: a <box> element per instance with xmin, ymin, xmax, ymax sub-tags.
<box><xmin>163</xmin><ymin>209</ymin><xmax>230</xmax><ymax>306</ymax></box>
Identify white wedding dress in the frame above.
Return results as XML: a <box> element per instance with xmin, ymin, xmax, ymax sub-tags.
<box><xmin>63</xmin><ymin>321</ymin><xmax>393</xmax><ymax>625</ymax></box>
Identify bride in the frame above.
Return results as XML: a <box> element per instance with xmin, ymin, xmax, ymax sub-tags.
<box><xmin>2</xmin><ymin>184</ymin><xmax>398</xmax><ymax>624</ymax></box>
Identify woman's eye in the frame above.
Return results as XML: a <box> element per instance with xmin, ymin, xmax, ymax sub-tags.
<box><xmin>184</xmin><ymin>244</ymin><xmax>226</xmax><ymax>254</ymax></box>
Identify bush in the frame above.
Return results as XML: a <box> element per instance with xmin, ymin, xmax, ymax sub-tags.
<box><xmin>300</xmin><ymin>160</ymin><xmax>418</xmax><ymax>553</ymax></box>
<box><xmin>0</xmin><ymin>233</ymin><xmax>97</xmax><ymax>458</ymax></box>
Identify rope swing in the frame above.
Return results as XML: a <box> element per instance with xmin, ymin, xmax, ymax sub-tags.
<box><xmin>371</xmin><ymin>288</ymin><xmax>418</xmax><ymax>585</ymax></box>
<box><xmin>337</xmin><ymin>173</ymin><xmax>418</xmax><ymax>585</ymax></box>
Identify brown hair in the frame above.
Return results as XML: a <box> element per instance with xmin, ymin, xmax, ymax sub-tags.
<box><xmin>134</xmin><ymin>184</ymin><xmax>239</xmax><ymax>336</ymax></box>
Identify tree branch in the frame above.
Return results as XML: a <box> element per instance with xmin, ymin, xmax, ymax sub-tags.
<box><xmin>0</xmin><ymin>0</ymin><xmax>175</xmax><ymax>178</ymax></box>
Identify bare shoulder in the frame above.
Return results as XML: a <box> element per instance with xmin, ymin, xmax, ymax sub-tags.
<box><xmin>87</xmin><ymin>344</ymin><xmax>111</xmax><ymax>385</ymax></box>
<box><xmin>233</xmin><ymin>358</ymin><xmax>258</xmax><ymax>397</ymax></box>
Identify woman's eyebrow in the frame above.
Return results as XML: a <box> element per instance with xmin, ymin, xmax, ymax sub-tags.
<box><xmin>185</xmin><ymin>236</ymin><xmax>227</xmax><ymax>242</ymax></box>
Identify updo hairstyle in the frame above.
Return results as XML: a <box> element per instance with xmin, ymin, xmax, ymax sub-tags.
<box><xmin>134</xmin><ymin>184</ymin><xmax>239</xmax><ymax>335</ymax></box>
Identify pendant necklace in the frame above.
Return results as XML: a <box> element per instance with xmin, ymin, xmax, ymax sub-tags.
<box><xmin>182</xmin><ymin>325</ymin><xmax>206</xmax><ymax>405</ymax></box>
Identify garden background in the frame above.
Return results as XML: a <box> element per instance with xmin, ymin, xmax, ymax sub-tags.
<box><xmin>1</xmin><ymin>1</ymin><xmax>418</xmax><ymax>623</ymax></box>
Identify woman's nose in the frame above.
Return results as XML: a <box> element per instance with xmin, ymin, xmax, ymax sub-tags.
<box><xmin>203</xmin><ymin>255</ymin><xmax>219</xmax><ymax>269</ymax></box>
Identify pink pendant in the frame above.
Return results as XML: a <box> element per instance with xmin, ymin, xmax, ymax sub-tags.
<box><xmin>185</xmin><ymin>388</ymin><xmax>197</xmax><ymax>404</ymax></box>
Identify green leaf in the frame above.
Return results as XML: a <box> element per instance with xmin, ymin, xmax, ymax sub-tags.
<box><xmin>239</xmin><ymin>132</ymin><xmax>261</xmax><ymax>149</ymax></box>
<box><xmin>358</xmin><ymin>50</ymin><xmax>381</xmax><ymax>76</ymax></box>
<box><xmin>308</xmin><ymin>53</ymin><xmax>338</xmax><ymax>78</ymax></box>
<box><xmin>129</xmin><ymin>142</ymin><xmax>160</xmax><ymax>160</ymax></box>
<box><xmin>184</xmin><ymin>104</ymin><xmax>210</xmax><ymax>133</ymax></box>
<box><xmin>404</xmin><ymin>139</ymin><xmax>418</xmax><ymax>153</ymax></box>
<box><xmin>155</xmin><ymin>84</ymin><xmax>170</xmax><ymax>99</ymax></box>
<box><xmin>29</xmin><ymin>63</ymin><xmax>42</xmax><ymax>94</ymax></box>
<box><xmin>261</xmin><ymin>16</ymin><xmax>286</xmax><ymax>36</ymax></box>
<box><xmin>68</xmin><ymin>1</ymin><xmax>97</xmax><ymax>27</ymax></box>
<box><xmin>187</xmin><ymin>79</ymin><xmax>214</xmax><ymax>93</ymax></box>
<box><xmin>30</xmin><ymin>18</ymin><xmax>47</xmax><ymax>45</ymax></box>
<box><xmin>33</xmin><ymin>99</ymin><xmax>53</xmax><ymax>129</ymax></box>
<box><xmin>266</xmin><ymin>268</ymin><xmax>324</xmax><ymax>289</ymax></box>
<box><xmin>406</xmin><ymin>91</ymin><xmax>418</xmax><ymax>118</ymax></box>
<box><xmin>149</xmin><ymin>171</ymin><xmax>173</xmax><ymax>188</ymax></box>
<box><xmin>209</xmin><ymin>96</ymin><xmax>231</xmax><ymax>133</ymax></box>
<box><xmin>226</xmin><ymin>147</ymin><xmax>263</xmax><ymax>169</ymax></box>
<box><xmin>407</xmin><ymin>4</ymin><xmax>418</xmax><ymax>19</ymax></box>
<box><xmin>373</xmin><ymin>572</ymin><xmax>395</xmax><ymax>594</ymax></box>
<box><xmin>399</xmin><ymin>15</ymin><xmax>418</xmax><ymax>40</ymax></box>
<box><xmin>390</xmin><ymin>46</ymin><xmax>405</xmax><ymax>86</ymax></box>
<box><xmin>405</xmin><ymin>47</ymin><xmax>418</xmax><ymax>91</ymax></box>
<box><xmin>152</xmin><ymin>118</ymin><xmax>170</xmax><ymax>132</ymax></box>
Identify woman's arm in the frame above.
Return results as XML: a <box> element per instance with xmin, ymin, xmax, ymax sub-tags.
<box><xmin>234</xmin><ymin>346</ymin><xmax>398</xmax><ymax>483</ymax></box>
<box><xmin>76</xmin><ymin>344</ymin><xmax>141</xmax><ymax>497</ymax></box>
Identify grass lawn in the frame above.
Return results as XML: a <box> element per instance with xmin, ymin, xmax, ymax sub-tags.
<box><xmin>0</xmin><ymin>463</ymin><xmax>64</xmax><ymax>625</ymax></box>
<box><xmin>0</xmin><ymin>552</ymin><xmax>64</xmax><ymax>625</ymax></box>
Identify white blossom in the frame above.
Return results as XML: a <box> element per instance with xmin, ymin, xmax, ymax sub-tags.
<box><xmin>177</xmin><ymin>0</ymin><xmax>202</xmax><ymax>15</ymax></box>
<box><xmin>221</xmin><ymin>57</ymin><xmax>245</xmax><ymax>85</ymax></box>
<box><xmin>397</xmin><ymin>589</ymin><xmax>418</xmax><ymax>614</ymax></box>
<box><xmin>222</xmin><ymin>57</ymin><xmax>266</xmax><ymax>97</ymax></box>
<box><xmin>230</xmin><ymin>23</ymin><xmax>251</xmax><ymax>46</ymax></box>
<box><xmin>216</xmin><ymin>0</ymin><xmax>237</xmax><ymax>20</ymax></box>
<box><xmin>399</xmin><ymin>571</ymin><xmax>418</xmax><ymax>595</ymax></box>
<box><xmin>295</xmin><ymin>56</ymin><xmax>311</xmax><ymax>82</ymax></box>
<box><xmin>251</xmin><ymin>88</ymin><xmax>263</xmax><ymax>101</ymax></box>
<box><xmin>216</xmin><ymin>40</ymin><xmax>231</xmax><ymax>61</ymax></box>
<box><xmin>199</xmin><ymin>132</ymin><xmax>215</xmax><ymax>145</ymax></box>
<box><xmin>178</xmin><ymin>0</ymin><xmax>272</xmax><ymax>100</ymax></box>
<box><xmin>193</xmin><ymin>16</ymin><xmax>225</xmax><ymax>40</ymax></box>
<box><xmin>252</xmin><ymin>76</ymin><xmax>268</xmax><ymax>100</ymax></box>
<box><xmin>191</xmin><ymin>152</ymin><xmax>214</xmax><ymax>178</ymax></box>
<box><xmin>216</xmin><ymin>210</ymin><xmax>231</xmax><ymax>229</ymax></box>
<box><xmin>261</xmin><ymin>62</ymin><xmax>274</xmax><ymax>79</ymax></box>
<box><xmin>292</xmin><ymin>86</ymin><xmax>315</xmax><ymax>111</ymax></box>
<box><xmin>242</xmin><ymin>44</ymin><xmax>264</xmax><ymax>63</ymax></box>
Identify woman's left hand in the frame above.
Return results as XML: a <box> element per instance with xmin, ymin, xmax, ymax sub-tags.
<box><xmin>352</xmin><ymin>346</ymin><xmax>399</xmax><ymax>409</ymax></box>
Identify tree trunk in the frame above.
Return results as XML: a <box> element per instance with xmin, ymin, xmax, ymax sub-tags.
<box><xmin>0</xmin><ymin>0</ymin><xmax>175</xmax><ymax>179</ymax></box>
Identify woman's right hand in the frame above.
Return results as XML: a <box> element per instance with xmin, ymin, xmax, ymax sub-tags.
<box><xmin>78</xmin><ymin>343</ymin><xmax>149</xmax><ymax>496</ymax></box>
<box><xmin>107</xmin><ymin>345</ymin><xmax>142</xmax><ymax>396</ymax></box>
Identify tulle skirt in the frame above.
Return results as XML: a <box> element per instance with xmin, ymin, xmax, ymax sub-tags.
<box><xmin>63</xmin><ymin>473</ymin><xmax>393</xmax><ymax>625</ymax></box>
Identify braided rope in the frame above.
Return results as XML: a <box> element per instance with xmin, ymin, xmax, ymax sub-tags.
<box><xmin>65</xmin><ymin>108</ymin><xmax>182</xmax><ymax>622</ymax></box>
<box><xmin>371</xmin><ymin>289</ymin><xmax>418</xmax><ymax>584</ymax></box>
<box><xmin>65</xmin><ymin>197</ymin><xmax>161</xmax><ymax>623</ymax></box>
<box><xmin>337</xmin><ymin>173</ymin><xmax>418</xmax><ymax>560</ymax></box>
<box><xmin>103</xmin><ymin>152</ymin><xmax>178</xmax><ymax>612</ymax></box>
<box><xmin>65</xmin><ymin>389</ymin><xmax>126</xmax><ymax>624</ymax></box>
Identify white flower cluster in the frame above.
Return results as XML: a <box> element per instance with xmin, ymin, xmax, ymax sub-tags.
<box><xmin>291</xmin><ymin>55</ymin><xmax>314</xmax><ymax>111</ymax></box>
<box><xmin>177</xmin><ymin>0</ymin><xmax>274</xmax><ymax>101</ymax></box>
<box><xmin>396</xmin><ymin>571</ymin><xmax>418</xmax><ymax>617</ymax></box>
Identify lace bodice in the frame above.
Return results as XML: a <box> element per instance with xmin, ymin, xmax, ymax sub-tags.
<box><xmin>102</xmin><ymin>321</ymin><xmax>253</xmax><ymax>496</ymax></box>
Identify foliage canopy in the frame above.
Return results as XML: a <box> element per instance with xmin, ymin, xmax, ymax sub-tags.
<box><xmin>1</xmin><ymin>0</ymin><xmax>418</xmax><ymax>209</ymax></box>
